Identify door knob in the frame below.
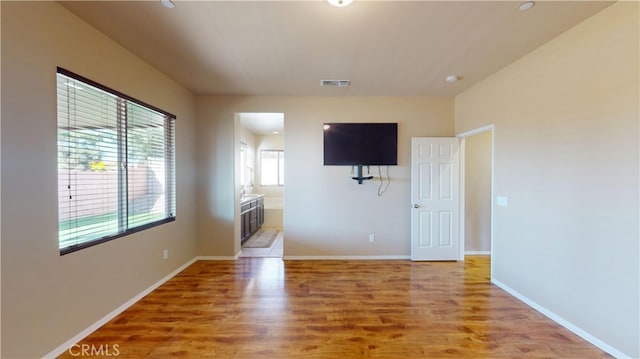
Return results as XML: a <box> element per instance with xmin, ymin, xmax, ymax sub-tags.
<box><xmin>413</xmin><ymin>204</ymin><xmax>420</xmax><ymax>208</ymax></box>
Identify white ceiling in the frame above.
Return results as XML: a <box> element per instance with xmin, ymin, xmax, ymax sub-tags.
<box><xmin>60</xmin><ymin>0</ymin><xmax>612</xmax><ymax>97</ymax></box>
<box><xmin>239</xmin><ymin>112</ymin><xmax>285</xmax><ymax>135</ymax></box>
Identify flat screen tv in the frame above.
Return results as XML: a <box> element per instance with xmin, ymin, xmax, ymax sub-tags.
<box><xmin>323</xmin><ymin>122</ymin><xmax>398</xmax><ymax>166</ymax></box>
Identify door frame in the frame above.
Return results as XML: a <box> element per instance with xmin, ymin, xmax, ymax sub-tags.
<box><xmin>457</xmin><ymin>125</ymin><xmax>495</xmax><ymax>264</ymax></box>
<box><xmin>234</xmin><ymin>112</ymin><xmax>286</xmax><ymax>258</ymax></box>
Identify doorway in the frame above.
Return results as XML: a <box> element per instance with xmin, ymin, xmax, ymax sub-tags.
<box><xmin>410</xmin><ymin>137</ymin><xmax>461</xmax><ymax>261</ymax></box>
<box><xmin>410</xmin><ymin>130</ymin><xmax>493</xmax><ymax>261</ymax></box>
<box><xmin>458</xmin><ymin>126</ymin><xmax>494</xmax><ymax>259</ymax></box>
<box><xmin>236</xmin><ymin>112</ymin><xmax>285</xmax><ymax>258</ymax></box>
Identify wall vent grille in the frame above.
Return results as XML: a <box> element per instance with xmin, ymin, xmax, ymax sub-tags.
<box><xmin>320</xmin><ymin>79</ymin><xmax>351</xmax><ymax>87</ymax></box>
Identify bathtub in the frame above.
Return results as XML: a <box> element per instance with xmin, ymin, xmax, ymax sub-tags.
<box><xmin>263</xmin><ymin>196</ymin><xmax>283</xmax><ymax>227</ymax></box>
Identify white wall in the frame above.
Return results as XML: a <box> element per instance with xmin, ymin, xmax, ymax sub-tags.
<box><xmin>464</xmin><ymin>130</ymin><xmax>492</xmax><ymax>253</ymax></box>
<box><xmin>1</xmin><ymin>3</ymin><xmax>198</xmax><ymax>357</ymax></box>
<box><xmin>196</xmin><ymin>96</ymin><xmax>454</xmax><ymax>258</ymax></box>
<box><xmin>455</xmin><ymin>3</ymin><xmax>639</xmax><ymax>357</ymax></box>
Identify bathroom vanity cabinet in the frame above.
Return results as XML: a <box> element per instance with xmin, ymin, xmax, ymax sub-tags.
<box><xmin>240</xmin><ymin>195</ymin><xmax>264</xmax><ymax>243</ymax></box>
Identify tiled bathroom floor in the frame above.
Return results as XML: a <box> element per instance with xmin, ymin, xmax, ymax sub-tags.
<box><xmin>239</xmin><ymin>227</ymin><xmax>283</xmax><ymax>258</ymax></box>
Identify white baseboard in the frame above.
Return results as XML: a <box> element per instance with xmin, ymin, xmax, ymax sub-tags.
<box><xmin>284</xmin><ymin>255</ymin><xmax>410</xmax><ymax>260</ymax></box>
<box><xmin>464</xmin><ymin>251</ymin><xmax>491</xmax><ymax>255</ymax></box>
<box><xmin>43</xmin><ymin>257</ymin><xmax>198</xmax><ymax>359</ymax></box>
<box><xmin>197</xmin><ymin>254</ymin><xmax>240</xmax><ymax>261</ymax></box>
<box><xmin>492</xmin><ymin>278</ymin><xmax>629</xmax><ymax>359</ymax></box>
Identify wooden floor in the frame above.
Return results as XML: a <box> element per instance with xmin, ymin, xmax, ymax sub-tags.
<box><xmin>59</xmin><ymin>257</ymin><xmax>610</xmax><ymax>358</ymax></box>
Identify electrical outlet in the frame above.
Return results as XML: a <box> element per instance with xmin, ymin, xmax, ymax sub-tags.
<box><xmin>163</xmin><ymin>249</ymin><xmax>169</xmax><ymax>260</ymax></box>
<box><xmin>369</xmin><ymin>234</ymin><xmax>375</xmax><ymax>242</ymax></box>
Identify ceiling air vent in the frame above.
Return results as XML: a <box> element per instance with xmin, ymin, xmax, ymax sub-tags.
<box><xmin>321</xmin><ymin>79</ymin><xmax>351</xmax><ymax>87</ymax></box>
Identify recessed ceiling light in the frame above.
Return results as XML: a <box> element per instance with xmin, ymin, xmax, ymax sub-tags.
<box><xmin>328</xmin><ymin>0</ymin><xmax>353</xmax><ymax>7</ymax></box>
<box><xmin>445</xmin><ymin>75</ymin><xmax>459</xmax><ymax>84</ymax></box>
<box><xmin>161</xmin><ymin>0</ymin><xmax>175</xmax><ymax>9</ymax></box>
<box><xmin>273</xmin><ymin>131</ymin><xmax>279</xmax><ymax>134</ymax></box>
<box><xmin>519</xmin><ymin>1</ymin><xmax>535</xmax><ymax>11</ymax></box>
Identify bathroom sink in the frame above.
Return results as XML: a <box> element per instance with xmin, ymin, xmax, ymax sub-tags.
<box><xmin>240</xmin><ymin>193</ymin><xmax>264</xmax><ymax>203</ymax></box>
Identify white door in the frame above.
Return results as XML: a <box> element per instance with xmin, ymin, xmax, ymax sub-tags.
<box><xmin>411</xmin><ymin>137</ymin><xmax>460</xmax><ymax>261</ymax></box>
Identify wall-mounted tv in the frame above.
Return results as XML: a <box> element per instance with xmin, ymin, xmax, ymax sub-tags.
<box><xmin>323</xmin><ymin>122</ymin><xmax>398</xmax><ymax>166</ymax></box>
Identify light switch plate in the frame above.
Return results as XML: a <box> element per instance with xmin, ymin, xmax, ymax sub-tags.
<box><xmin>496</xmin><ymin>196</ymin><xmax>509</xmax><ymax>207</ymax></box>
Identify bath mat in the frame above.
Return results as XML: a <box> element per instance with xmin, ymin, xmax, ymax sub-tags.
<box><xmin>243</xmin><ymin>228</ymin><xmax>280</xmax><ymax>248</ymax></box>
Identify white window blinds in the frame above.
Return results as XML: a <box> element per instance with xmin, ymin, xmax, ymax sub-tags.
<box><xmin>57</xmin><ymin>68</ymin><xmax>176</xmax><ymax>255</ymax></box>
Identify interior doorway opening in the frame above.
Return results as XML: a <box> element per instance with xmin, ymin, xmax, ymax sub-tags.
<box><xmin>236</xmin><ymin>112</ymin><xmax>285</xmax><ymax>258</ymax></box>
<box><xmin>458</xmin><ymin>125</ymin><xmax>494</xmax><ymax>262</ymax></box>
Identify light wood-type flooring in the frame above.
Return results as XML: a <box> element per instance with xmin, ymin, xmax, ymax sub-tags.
<box><xmin>58</xmin><ymin>256</ymin><xmax>610</xmax><ymax>358</ymax></box>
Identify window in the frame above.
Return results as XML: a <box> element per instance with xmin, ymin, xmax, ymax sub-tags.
<box><xmin>260</xmin><ymin>150</ymin><xmax>284</xmax><ymax>186</ymax></box>
<box><xmin>57</xmin><ymin>68</ymin><xmax>176</xmax><ymax>255</ymax></box>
